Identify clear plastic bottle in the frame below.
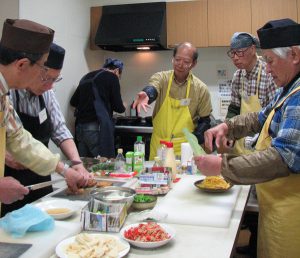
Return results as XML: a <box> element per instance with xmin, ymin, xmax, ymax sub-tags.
<box><xmin>134</xmin><ymin>136</ymin><xmax>145</xmax><ymax>157</ymax></box>
<box><xmin>163</xmin><ymin>141</ymin><xmax>177</xmax><ymax>181</ymax></box>
<box><xmin>157</xmin><ymin>140</ymin><xmax>167</xmax><ymax>163</ymax></box>
<box><xmin>115</xmin><ymin>148</ymin><xmax>126</xmax><ymax>172</ymax></box>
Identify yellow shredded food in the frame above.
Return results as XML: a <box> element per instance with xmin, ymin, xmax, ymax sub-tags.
<box><xmin>198</xmin><ymin>176</ymin><xmax>230</xmax><ymax>189</ymax></box>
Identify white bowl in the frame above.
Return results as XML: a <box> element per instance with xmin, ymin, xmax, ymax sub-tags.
<box><xmin>120</xmin><ymin>223</ymin><xmax>175</xmax><ymax>248</ymax></box>
<box><xmin>34</xmin><ymin>199</ymin><xmax>78</xmax><ymax>220</ymax></box>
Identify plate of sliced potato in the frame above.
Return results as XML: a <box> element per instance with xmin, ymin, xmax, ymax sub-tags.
<box><xmin>55</xmin><ymin>233</ymin><xmax>130</xmax><ymax>258</ymax></box>
<box><xmin>194</xmin><ymin>176</ymin><xmax>233</xmax><ymax>193</ymax></box>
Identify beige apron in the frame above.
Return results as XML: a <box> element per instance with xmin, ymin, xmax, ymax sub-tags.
<box><xmin>0</xmin><ymin>111</ymin><xmax>6</xmax><ymax>214</ymax></box>
<box><xmin>233</xmin><ymin>63</ymin><xmax>262</xmax><ymax>155</ymax></box>
<box><xmin>255</xmin><ymin>84</ymin><xmax>300</xmax><ymax>258</ymax></box>
<box><xmin>149</xmin><ymin>72</ymin><xmax>194</xmax><ymax>160</ymax></box>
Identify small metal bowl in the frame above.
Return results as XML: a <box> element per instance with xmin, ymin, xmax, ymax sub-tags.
<box><xmin>90</xmin><ymin>186</ymin><xmax>136</xmax><ymax>210</ymax></box>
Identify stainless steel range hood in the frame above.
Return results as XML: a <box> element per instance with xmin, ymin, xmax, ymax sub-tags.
<box><xmin>95</xmin><ymin>2</ymin><xmax>168</xmax><ymax>52</ymax></box>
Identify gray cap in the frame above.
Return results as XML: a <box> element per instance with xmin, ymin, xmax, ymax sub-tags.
<box><xmin>230</xmin><ymin>32</ymin><xmax>260</xmax><ymax>49</ymax></box>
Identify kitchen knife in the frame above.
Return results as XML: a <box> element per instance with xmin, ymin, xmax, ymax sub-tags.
<box><xmin>26</xmin><ymin>178</ymin><xmax>65</xmax><ymax>191</ymax></box>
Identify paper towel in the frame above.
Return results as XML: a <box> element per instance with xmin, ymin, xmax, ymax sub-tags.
<box><xmin>181</xmin><ymin>142</ymin><xmax>193</xmax><ymax>165</ymax></box>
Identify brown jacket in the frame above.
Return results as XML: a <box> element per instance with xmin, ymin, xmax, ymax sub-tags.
<box><xmin>221</xmin><ymin>112</ymin><xmax>290</xmax><ymax>185</ymax></box>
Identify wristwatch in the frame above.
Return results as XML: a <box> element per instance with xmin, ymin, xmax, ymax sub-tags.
<box><xmin>61</xmin><ymin>163</ymin><xmax>70</xmax><ymax>177</ymax></box>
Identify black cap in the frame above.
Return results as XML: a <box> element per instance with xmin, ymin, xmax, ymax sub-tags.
<box><xmin>44</xmin><ymin>43</ymin><xmax>65</xmax><ymax>69</ymax></box>
<box><xmin>257</xmin><ymin>18</ymin><xmax>300</xmax><ymax>49</ymax></box>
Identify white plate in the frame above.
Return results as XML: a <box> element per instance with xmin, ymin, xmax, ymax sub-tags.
<box><xmin>120</xmin><ymin>223</ymin><xmax>175</xmax><ymax>248</ymax></box>
<box><xmin>34</xmin><ymin>199</ymin><xmax>78</xmax><ymax>220</ymax></box>
<box><xmin>55</xmin><ymin>233</ymin><xmax>130</xmax><ymax>258</ymax></box>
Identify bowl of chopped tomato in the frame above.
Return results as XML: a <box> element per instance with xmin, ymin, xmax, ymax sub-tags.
<box><xmin>120</xmin><ymin>222</ymin><xmax>175</xmax><ymax>248</ymax></box>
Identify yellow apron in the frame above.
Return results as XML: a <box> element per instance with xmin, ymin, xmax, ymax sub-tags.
<box><xmin>255</xmin><ymin>84</ymin><xmax>300</xmax><ymax>258</ymax></box>
<box><xmin>150</xmin><ymin>72</ymin><xmax>194</xmax><ymax>160</ymax></box>
<box><xmin>0</xmin><ymin>111</ymin><xmax>6</xmax><ymax>215</ymax></box>
<box><xmin>233</xmin><ymin>63</ymin><xmax>262</xmax><ymax>155</ymax></box>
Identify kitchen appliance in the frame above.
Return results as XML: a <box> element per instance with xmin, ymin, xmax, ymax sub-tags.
<box><xmin>95</xmin><ymin>2</ymin><xmax>168</xmax><ymax>51</ymax></box>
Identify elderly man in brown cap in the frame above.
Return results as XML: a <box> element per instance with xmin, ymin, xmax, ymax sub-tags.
<box><xmin>1</xmin><ymin>43</ymin><xmax>90</xmax><ymax>216</ymax></box>
<box><xmin>194</xmin><ymin>18</ymin><xmax>300</xmax><ymax>258</ymax></box>
<box><xmin>0</xmin><ymin>19</ymin><xmax>89</xmax><ymax>211</ymax></box>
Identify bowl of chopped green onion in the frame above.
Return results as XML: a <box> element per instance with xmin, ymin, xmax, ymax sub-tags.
<box><xmin>132</xmin><ymin>194</ymin><xmax>157</xmax><ymax>210</ymax></box>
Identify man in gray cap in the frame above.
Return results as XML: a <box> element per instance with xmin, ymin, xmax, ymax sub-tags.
<box><xmin>225</xmin><ymin>32</ymin><xmax>277</xmax><ymax>155</ymax></box>
<box><xmin>0</xmin><ymin>19</ymin><xmax>89</xmax><ymax>210</ymax></box>
<box><xmin>194</xmin><ymin>18</ymin><xmax>300</xmax><ymax>258</ymax></box>
<box><xmin>2</xmin><ymin>43</ymin><xmax>89</xmax><ymax>216</ymax></box>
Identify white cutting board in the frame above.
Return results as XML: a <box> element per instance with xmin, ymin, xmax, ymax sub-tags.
<box><xmin>0</xmin><ymin>220</ymin><xmax>81</xmax><ymax>258</ymax></box>
<box><xmin>153</xmin><ymin>175</ymin><xmax>241</xmax><ymax>228</ymax></box>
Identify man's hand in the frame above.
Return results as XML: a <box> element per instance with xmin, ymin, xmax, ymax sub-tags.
<box><xmin>5</xmin><ymin>151</ymin><xmax>26</xmax><ymax>170</ymax></box>
<box><xmin>194</xmin><ymin>155</ymin><xmax>222</xmax><ymax>176</ymax></box>
<box><xmin>0</xmin><ymin>177</ymin><xmax>29</xmax><ymax>204</ymax></box>
<box><xmin>64</xmin><ymin>167</ymin><xmax>89</xmax><ymax>193</ymax></box>
<box><xmin>132</xmin><ymin>91</ymin><xmax>151</xmax><ymax>114</ymax></box>
<box><xmin>204</xmin><ymin>123</ymin><xmax>229</xmax><ymax>152</ymax></box>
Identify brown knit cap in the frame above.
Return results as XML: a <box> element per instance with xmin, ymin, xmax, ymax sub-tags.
<box><xmin>0</xmin><ymin>19</ymin><xmax>54</xmax><ymax>54</ymax></box>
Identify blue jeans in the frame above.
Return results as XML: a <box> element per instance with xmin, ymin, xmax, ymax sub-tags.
<box><xmin>75</xmin><ymin>121</ymin><xmax>102</xmax><ymax>157</ymax></box>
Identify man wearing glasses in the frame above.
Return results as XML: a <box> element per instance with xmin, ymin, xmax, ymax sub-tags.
<box><xmin>2</xmin><ymin>43</ymin><xmax>89</xmax><ymax>216</ymax></box>
<box><xmin>225</xmin><ymin>32</ymin><xmax>277</xmax><ymax>257</ymax></box>
<box><xmin>225</xmin><ymin>32</ymin><xmax>277</xmax><ymax>155</ymax></box>
<box><xmin>133</xmin><ymin>42</ymin><xmax>212</xmax><ymax>160</ymax></box>
<box><xmin>0</xmin><ymin>19</ymin><xmax>89</xmax><ymax>213</ymax></box>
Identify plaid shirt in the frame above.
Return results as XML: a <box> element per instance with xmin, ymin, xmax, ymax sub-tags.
<box><xmin>231</xmin><ymin>58</ymin><xmax>277</xmax><ymax>108</ymax></box>
<box><xmin>9</xmin><ymin>89</ymin><xmax>73</xmax><ymax>146</ymax></box>
<box><xmin>258</xmin><ymin>76</ymin><xmax>300</xmax><ymax>172</ymax></box>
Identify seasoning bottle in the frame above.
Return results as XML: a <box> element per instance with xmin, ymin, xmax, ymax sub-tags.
<box><xmin>163</xmin><ymin>141</ymin><xmax>177</xmax><ymax>181</ymax></box>
<box><xmin>115</xmin><ymin>148</ymin><xmax>125</xmax><ymax>172</ymax></box>
<box><xmin>134</xmin><ymin>136</ymin><xmax>145</xmax><ymax>163</ymax></box>
<box><xmin>157</xmin><ymin>140</ymin><xmax>167</xmax><ymax>163</ymax></box>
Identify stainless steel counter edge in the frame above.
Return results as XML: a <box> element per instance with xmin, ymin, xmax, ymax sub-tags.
<box><xmin>115</xmin><ymin>125</ymin><xmax>153</xmax><ymax>134</ymax></box>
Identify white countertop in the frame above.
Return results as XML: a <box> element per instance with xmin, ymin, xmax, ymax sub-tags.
<box><xmin>0</xmin><ymin>177</ymin><xmax>250</xmax><ymax>258</ymax></box>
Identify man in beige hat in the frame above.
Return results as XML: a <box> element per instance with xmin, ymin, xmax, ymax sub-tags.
<box><xmin>0</xmin><ymin>19</ymin><xmax>89</xmax><ymax>208</ymax></box>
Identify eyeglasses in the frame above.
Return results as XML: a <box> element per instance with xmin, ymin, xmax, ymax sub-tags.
<box><xmin>227</xmin><ymin>47</ymin><xmax>251</xmax><ymax>58</ymax></box>
<box><xmin>172</xmin><ymin>58</ymin><xmax>193</xmax><ymax>69</ymax></box>
<box><xmin>35</xmin><ymin>62</ymin><xmax>62</xmax><ymax>83</ymax></box>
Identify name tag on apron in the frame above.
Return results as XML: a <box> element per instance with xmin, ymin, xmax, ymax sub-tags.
<box><xmin>180</xmin><ymin>98</ymin><xmax>190</xmax><ymax>106</ymax></box>
<box><xmin>39</xmin><ymin>108</ymin><xmax>47</xmax><ymax>124</ymax></box>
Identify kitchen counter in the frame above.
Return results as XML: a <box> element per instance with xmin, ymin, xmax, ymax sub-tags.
<box><xmin>0</xmin><ymin>177</ymin><xmax>250</xmax><ymax>258</ymax></box>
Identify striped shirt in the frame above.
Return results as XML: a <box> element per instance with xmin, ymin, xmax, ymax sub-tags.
<box><xmin>258</xmin><ymin>76</ymin><xmax>300</xmax><ymax>172</ymax></box>
<box><xmin>9</xmin><ymin>89</ymin><xmax>73</xmax><ymax>146</ymax></box>
<box><xmin>230</xmin><ymin>58</ymin><xmax>277</xmax><ymax>108</ymax></box>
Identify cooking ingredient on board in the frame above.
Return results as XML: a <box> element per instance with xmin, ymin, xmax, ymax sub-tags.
<box><xmin>64</xmin><ymin>233</ymin><xmax>127</xmax><ymax>258</ymax></box>
<box><xmin>124</xmin><ymin>222</ymin><xmax>170</xmax><ymax>242</ymax></box>
<box><xmin>198</xmin><ymin>176</ymin><xmax>231</xmax><ymax>189</ymax></box>
<box><xmin>115</xmin><ymin>148</ymin><xmax>126</xmax><ymax>172</ymax></box>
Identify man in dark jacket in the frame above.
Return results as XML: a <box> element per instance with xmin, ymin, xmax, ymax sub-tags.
<box><xmin>70</xmin><ymin>58</ymin><xmax>126</xmax><ymax>158</ymax></box>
